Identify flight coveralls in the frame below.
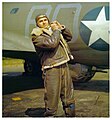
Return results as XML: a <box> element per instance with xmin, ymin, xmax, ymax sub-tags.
<box><xmin>31</xmin><ymin>26</ymin><xmax>75</xmax><ymax>117</ymax></box>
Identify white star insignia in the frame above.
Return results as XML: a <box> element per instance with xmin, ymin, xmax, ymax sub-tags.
<box><xmin>81</xmin><ymin>7</ymin><xmax>109</xmax><ymax>46</ymax></box>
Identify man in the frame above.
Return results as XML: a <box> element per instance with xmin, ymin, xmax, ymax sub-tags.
<box><xmin>31</xmin><ymin>14</ymin><xmax>75</xmax><ymax>117</ymax></box>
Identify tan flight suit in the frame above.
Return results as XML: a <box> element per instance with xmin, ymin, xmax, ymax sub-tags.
<box><xmin>31</xmin><ymin>27</ymin><xmax>75</xmax><ymax>117</ymax></box>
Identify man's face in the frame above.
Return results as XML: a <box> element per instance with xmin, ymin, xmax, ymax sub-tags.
<box><xmin>37</xmin><ymin>17</ymin><xmax>49</xmax><ymax>29</ymax></box>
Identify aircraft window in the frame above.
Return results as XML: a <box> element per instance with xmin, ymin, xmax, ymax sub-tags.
<box><xmin>10</xmin><ymin>8</ymin><xmax>19</xmax><ymax>14</ymax></box>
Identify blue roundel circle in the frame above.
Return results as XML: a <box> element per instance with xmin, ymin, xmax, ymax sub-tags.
<box><xmin>80</xmin><ymin>6</ymin><xmax>109</xmax><ymax>51</ymax></box>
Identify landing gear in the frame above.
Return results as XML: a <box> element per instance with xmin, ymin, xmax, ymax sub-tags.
<box><xmin>69</xmin><ymin>64</ymin><xmax>96</xmax><ymax>83</ymax></box>
<box><xmin>23</xmin><ymin>60</ymin><xmax>42</xmax><ymax>76</ymax></box>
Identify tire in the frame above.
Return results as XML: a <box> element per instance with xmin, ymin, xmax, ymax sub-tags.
<box><xmin>69</xmin><ymin>64</ymin><xmax>96</xmax><ymax>83</ymax></box>
<box><xmin>24</xmin><ymin>60</ymin><xmax>42</xmax><ymax>76</ymax></box>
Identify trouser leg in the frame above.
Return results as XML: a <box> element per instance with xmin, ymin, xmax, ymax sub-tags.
<box><xmin>60</xmin><ymin>63</ymin><xmax>75</xmax><ymax>117</ymax></box>
<box><xmin>43</xmin><ymin>67</ymin><xmax>61</xmax><ymax>116</ymax></box>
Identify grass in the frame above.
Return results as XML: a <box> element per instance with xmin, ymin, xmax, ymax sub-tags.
<box><xmin>2</xmin><ymin>57</ymin><xmax>24</xmax><ymax>66</ymax></box>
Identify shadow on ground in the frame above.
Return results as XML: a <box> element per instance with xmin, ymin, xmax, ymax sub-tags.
<box><xmin>25</xmin><ymin>108</ymin><xmax>45</xmax><ymax>117</ymax></box>
<box><xmin>3</xmin><ymin>73</ymin><xmax>44</xmax><ymax>95</ymax></box>
<box><xmin>73</xmin><ymin>80</ymin><xmax>109</xmax><ymax>93</ymax></box>
<box><xmin>3</xmin><ymin>72</ymin><xmax>109</xmax><ymax>95</ymax></box>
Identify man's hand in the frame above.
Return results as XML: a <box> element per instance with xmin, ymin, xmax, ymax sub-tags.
<box><xmin>51</xmin><ymin>21</ymin><xmax>64</xmax><ymax>31</ymax></box>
